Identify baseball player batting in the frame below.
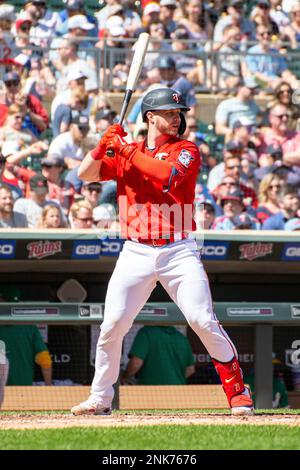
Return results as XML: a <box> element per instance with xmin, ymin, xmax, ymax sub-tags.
<box><xmin>71</xmin><ymin>88</ymin><xmax>253</xmax><ymax>416</ymax></box>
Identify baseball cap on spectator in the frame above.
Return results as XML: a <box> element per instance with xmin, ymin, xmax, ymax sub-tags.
<box><xmin>29</xmin><ymin>174</ymin><xmax>48</xmax><ymax>193</ymax></box>
<box><xmin>107</xmin><ymin>15</ymin><xmax>126</xmax><ymax>36</ymax></box>
<box><xmin>284</xmin><ymin>217</ymin><xmax>300</xmax><ymax>231</ymax></box>
<box><xmin>243</xmin><ymin>76</ymin><xmax>259</xmax><ymax>89</ymax></box>
<box><xmin>144</xmin><ymin>3</ymin><xmax>161</xmax><ymax>15</ymax></box>
<box><xmin>15</xmin><ymin>12</ymin><xmax>32</xmax><ymax>30</ymax></box>
<box><xmin>108</xmin><ymin>4</ymin><xmax>124</xmax><ymax>16</ymax></box>
<box><xmin>1</xmin><ymin>141</ymin><xmax>20</xmax><ymax>158</ymax></box>
<box><xmin>41</xmin><ymin>155</ymin><xmax>65</xmax><ymax>167</ymax></box>
<box><xmin>257</xmin><ymin>0</ymin><xmax>270</xmax><ymax>6</ymax></box>
<box><xmin>229</xmin><ymin>0</ymin><xmax>244</xmax><ymax>6</ymax></box>
<box><xmin>157</xmin><ymin>56</ymin><xmax>176</xmax><ymax>69</ymax></box>
<box><xmin>232</xmin><ymin>213</ymin><xmax>253</xmax><ymax>229</ymax></box>
<box><xmin>0</xmin><ymin>5</ymin><xmax>16</xmax><ymax>21</ymax></box>
<box><xmin>198</xmin><ymin>196</ymin><xmax>216</xmax><ymax>212</ymax></box>
<box><xmin>221</xmin><ymin>189</ymin><xmax>244</xmax><ymax>206</ymax></box>
<box><xmin>232</xmin><ymin>116</ymin><xmax>255</xmax><ymax>129</ymax></box>
<box><xmin>265</xmin><ymin>145</ymin><xmax>283</xmax><ymax>159</ymax></box>
<box><xmin>83</xmin><ymin>181</ymin><xmax>102</xmax><ymax>192</ymax></box>
<box><xmin>95</xmin><ymin>109</ymin><xmax>117</xmax><ymax>121</ymax></box>
<box><xmin>67</xmin><ymin>15</ymin><xmax>94</xmax><ymax>30</ymax></box>
<box><xmin>65</xmin><ymin>0</ymin><xmax>84</xmax><ymax>9</ymax></box>
<box><xmin>3</xmin><ymin>72</ymin><xmax>20</xmax><ymax>84</ymax></box>
<box><xmin>225</xmin><ymin>141</ymin><xmax>243</xmax><ymax>153</ymax></box>
<box><xmin>160</xmin><ymin>0</ymin><xmax>177</xmax><ymax>7</ymax></box>
<box><xmin>172</xmin><ymin>27</ymin><xmax>189</xmax><ymax>40</ymax></box>
<box><xmin>67</xmin><ymin>68</ymin><xmax>87</xmax><ymax>82</ymax></box>
<box><xmin>93</xmin><ymin>204</ymin><xmax>115</xmax><ymax>222</ymax></box>
<box><xmin>72</xmin><ymin>114</ymin><xmax>89</xmax><ymax>128</ymax></box>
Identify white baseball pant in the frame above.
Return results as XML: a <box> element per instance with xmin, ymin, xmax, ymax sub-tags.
<box><xmin>91</xmin><ymin>239</ymin><xmax>237</xmax><ymax>407</ymax></box>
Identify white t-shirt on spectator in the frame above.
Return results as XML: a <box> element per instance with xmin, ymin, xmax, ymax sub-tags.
<box><xmin>56</xmin><ymin>60</ymin><xmax>97</xmax><ymax>95</ymax></box>
<box><xmin>48</xmin><ymin>131</ymin><xmax>84</xmax><ymax>162</ymax></box>
<box><xmin>51</xmin><ymin>89</ymin><xmax>93</xmax><ymax>121</ymax></box>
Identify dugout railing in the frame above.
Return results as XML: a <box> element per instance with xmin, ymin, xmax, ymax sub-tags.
<box><xmin>0</xmin><ymin>229</ymin><xmax>300</xmax><ymax>410</ymax></box>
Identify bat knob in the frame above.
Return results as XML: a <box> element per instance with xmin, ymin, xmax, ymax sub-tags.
<box><xmin>106</xmin><ymin>148</ymin><xmax>115</xmax><ymax>157</ymax></box>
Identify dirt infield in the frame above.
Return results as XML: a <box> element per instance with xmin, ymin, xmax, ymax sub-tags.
<box><xmin>0</xmin><ymin>412</ymin><xmax>299</xmax><ymax>429</ymax></box>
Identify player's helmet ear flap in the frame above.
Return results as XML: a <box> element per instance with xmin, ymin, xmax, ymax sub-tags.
<box><xmin>179</xmin><ymin>112</ymin><xmax>186</xmax><ymax>135</ymax></box>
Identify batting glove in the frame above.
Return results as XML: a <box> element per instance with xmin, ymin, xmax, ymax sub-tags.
<box><xmin>106</xmin><ymin>135</ymin><xmax>137</xmax><ymax>161</ymax></box>
<box><xmin>91</xmin><ymin>124</ymin><xmax>127</xmax><ymax>160</ymax></box>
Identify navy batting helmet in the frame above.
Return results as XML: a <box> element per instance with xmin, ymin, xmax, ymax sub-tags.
<box><xmin>141</xmin><ymin>88</ymin><xmax>190</xmax><ymax>135</ymax></box>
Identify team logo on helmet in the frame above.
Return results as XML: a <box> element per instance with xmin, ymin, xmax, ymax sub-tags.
<box><xmin>172</xmin><ymin>93</ymin><xmax>180</xmax><ymax>103</ymax></box>
<box><xmin>178</xmin><ymin>149</ymin><xmax>194</xmax><ymax>168</ymax></box>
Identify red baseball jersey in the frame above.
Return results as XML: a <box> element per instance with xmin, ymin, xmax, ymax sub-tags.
<box><xmin>99</xmin><ymin>136</ymin><xmax>202</xmax><ymax>239</ymax></box>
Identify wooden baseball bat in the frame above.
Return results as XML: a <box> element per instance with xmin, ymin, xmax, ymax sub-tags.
<box><xmin>106</xmin><ymin>32</ymin><xmax>150</xmax><ymax>157</ymax></box>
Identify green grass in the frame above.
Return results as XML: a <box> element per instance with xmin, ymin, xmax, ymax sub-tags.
<box><xmin>0</xmin><ymin>425</ymin><xmax>299</xmax><ymax>450</ymax></box>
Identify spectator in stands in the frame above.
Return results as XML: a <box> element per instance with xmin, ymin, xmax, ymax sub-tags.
<box><xmin>245</xmin><ymin>24</ymin><xmax>298</xmax><ymax>90</ymax></box>
<box><xmin>177</xmin><ymin>0</ymin><xmax>213</xmax><ymax>42</ymax></box>
<box><xmin>265</xmin><ymin>82</ymin><xmax>300</xmax><ymax>129</ymax></box>
<box><xmin>48</xmin><ymin>114</ymin><xmax>89</xmax><ymax>170</ymax></box>
<box><xmin>170</xmin><ymin>27</ymin><xmax>203</xmax><ymax>84</ymax></box>
<box><xmin>155</xmin><ymin>56</ymin><xmax>197</xmax><ymax>113</ymax></box>
<box><xmin>249</xmin><ymin>0</ymin><xmax>280</xmax><ymax>35</ymax></box>
<box><xmin>36</xmin><ymin>203</ymin><xmax>68</xmax><ymax>229</ymax></box>
<box><xmin>283</xmin><ymin>1</ymin><xmax>300</xmax><ymax>49</ymax></box>
<box><xmin>22</xmin><ymin>0</ymin><xmax>60</xmax><ymax>48</ymax></box>
<box><xmin>92</xmin><ymin>109</ymin><xmax>117</xmax><ymax>138</ymax></box>
<box><xmin>159</xmin><ymin>0</ymin><xmax>178</xmax><ymax>36</ymax></box>
<box><xmin>0</xmin><ymin>184</ymin><xmax>27</xmax><ymax>228</ymax></box>
<box><xmin>66</xmin><ymin>14</ymin><xmax>96</xmax><ymax>68</ymax></box>
<box><xmin>0</xmin><ymin>5</ymin><xmax>16</xmax><ymax>77</ymax></box>
<box><xmin>256</xmin><ymin>173</ymin><xmax>282</xmax><ymax>223</ymax></box>
<box><xmin>196</xmin><ymin>198</ymin><xmax>216</xmax><ymax>230</ymax></box>
<box><xmin>51</xmin><ymin>68</ymin><xmax>88</xmax><ymax>121</ymax></box>
<box><xmin>213</xmin><ymin>190</ymin><xmax>260</xmax><ymax>230</ymax></box>
<box><xmin>143</xmin><ymin>22</ymin><xmax>171</xmax><ymax>73</ymax></box>
<box><xmin>263</xmin><ymin>185</ymin><xmax>300</xmax><ymax>229</ymax></box>
<box><xmin>13</xmin><ymin>12</ymin><xmax>33</xmax><ymax>51</ymax></box>
<box><xmin>122</xmin><ymin>326</ymin><xmax>195</xmax><ymax>385</ymax></box>
<box><xmin>214</xmin><ymin>78</ymin><xmax>261</xmax><ymax>136</ymax></box>
<box><xmin>213</xmin><ymin>0</ymin><xmax>256</xmax><ymax>43</ymax></box>
<box><xmin>138</xmin><ymin>3</ymin><xmax>161</xmax><ymax>34</ymax></box>
<box><xmin>270</xmin><ymin>0</ymin><xmax>290</xmax><ymax>32</ymax></box>
<box><xmin>212</xmin><ymin>153</ymin><xmax>258</xmax><ymax>208</ymax></box>
<box><xmin>53</xmin><ymin>37</ymin><xmax>97</xmax><ymax>96</ymax></box>
<box><xmin>213</xmin><ymin>24</ymin><xmax>248</xmax><ymax>90</ymax></box>
<box><xmin>52</xmin><ymin>88</ymin><xmax>88</xmax><ymax>138</ymax></box>
<box><xmin>40</xmin><ymin>156</ymin><xmax>75</xmax><ymax>213</ymax></box>
<box><xmin>80</xmin><ymin>181</ymin><xmax>103</xmax><ymax>209</ymax></box>
<box><xmin>0</xmin><ymin>103</ymin><xmax>36</xmax><ymax>146</ymax></box>
<box><xmin>69</xmin><ymin>199</ymin><xmax>94</xmax><ymax>229</ymax></box>
<box><xmin>258</xmin><ymin>104</ymin><xmax>300</xmax><ymax>167</ymax></box>
<box><xmin>95</xmin><ymin>0</ymin><xmax>126</xmax><ymax>32</ymax></box>
<box><xmin>207</xmin><ymin>142</ymin><xmax>243</xmax><ymax>191</ymax></box>
<box><xmin>57</xmin><ymin>0</ymin><xmax>98</xmax><ymax>38</ymax></box>
<box><xmin>212</xmin><ymin>175</ymin><xmax>239</xmax><ymax>207</ymax></box>
<box><xmin>14</xmin><ymin>174</ymin><xmax>64</xmax><ymax>228</ymax></box>
<box><xmin>0</xmin><ymin>72</ymin><xmax>49</xmax><ymax>135</ymax></box>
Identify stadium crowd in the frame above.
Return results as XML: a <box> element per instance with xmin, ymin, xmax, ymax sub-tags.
<box><xmin>1</xmin><ymin>0</ymin><xmax>300</xmax><ymax>231</ymax></box>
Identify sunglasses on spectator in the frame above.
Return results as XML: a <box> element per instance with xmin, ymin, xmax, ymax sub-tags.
<box><xmin>269</xmin><ymin>184</ymin><xmax>281</xmax><ymax>189</ymax></box>
<box><xmin>221</xmin><ymin>182</ymin><xmax>237</xmax><ymax>186</ymax></box>
<box><xmin>78</xmin><ymin>125</ymin><xmax>89</xmax><ymax>132</ymax></box>
<box><xmin>203</xmin><ymin>205</ymin><xmax>214</xmax><ymax>214</ymax></box>
<box><xmin>5</xmin><ymin>80</ymin><xmax>20</xmax><ymax>87</ymax></box>
<box><xmin>233</xmin><ymin>3</ymin><xmax>244</xmax><ymax>9</ymax></box>
<box><xmin>259</xmin><ymin>31</ymin><xmax>271</xmax><ymax>37</ymax></box>
<box><xmin>85</xmin><ymin>186</ymin><xmax>102</xmax><ymax>193</ymax></box>
<box><xmin>226</xmin><ymin>165</ymin><xmax>241</xmax><ymax>170</ymax></box>
<box><xmin>13</xmin><ymin>114</ymin><xmax>23</xmax><ymax>120</ymax></box>
<box><xmin>272</xmin><ymin>113</ymin><xmax>290</xmax><ymax>119</ymax></box>
<box><xmin>278</xmin><ymin>89</ymin><xmax>292</xmax><ymax>95</ymax></box>
<box><xmin>258</xmin><ymin>3</ymin><xmax>269</xmax><ymax>9</ymax></box>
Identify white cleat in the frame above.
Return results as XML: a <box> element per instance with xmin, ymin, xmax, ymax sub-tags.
<box><xmin>71</xmin><ymin>399</ymin><xmax>111</xmax><ymax>416</ymax></box>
